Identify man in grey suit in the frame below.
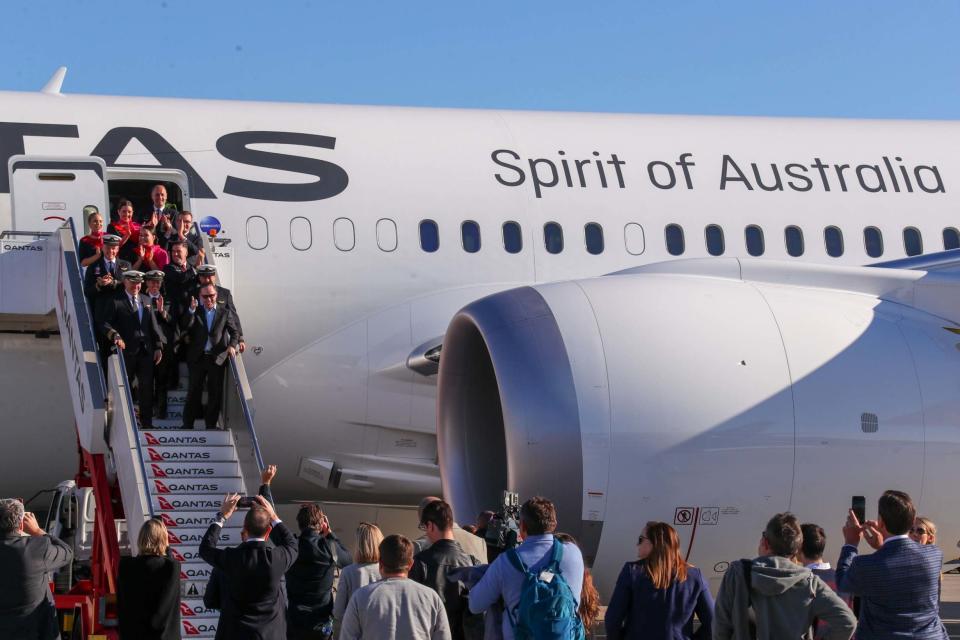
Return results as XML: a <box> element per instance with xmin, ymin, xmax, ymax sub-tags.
<box><xmin>837</xmin><ymin>490</ymin><xmax>948</xmax><ymax>640</ymax></box>
<box><xmin>0</xmin><ymin>499</ymin><xmax>73</xmax><ymax>640</ymax></box>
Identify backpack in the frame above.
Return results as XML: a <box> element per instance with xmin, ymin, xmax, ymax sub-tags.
<box><xmin>506</xmin><ymin>539</ymin><xmax>585</xmax><ymax>640</ymax></box>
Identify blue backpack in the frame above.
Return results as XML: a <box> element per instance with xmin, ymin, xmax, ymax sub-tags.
<box><xmin>506</xmin><ymin>539</ymin><xmax>585</xmax><ymax>640</ymax></box>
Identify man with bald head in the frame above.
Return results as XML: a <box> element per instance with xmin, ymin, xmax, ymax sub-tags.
<box><xmin>413</xmin><ymin>496</ymin><xmax>487</xmax><ymax>562</ymax></box>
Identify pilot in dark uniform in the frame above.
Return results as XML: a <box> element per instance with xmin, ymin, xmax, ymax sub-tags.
<box><xmin>193</xmin><ymin>264</ymin><xmax>246</xmax><ymax>354</ymax></box>
<box><xmin>96</xmin><ymin>270</ymin><xmax>164</xmax><ymax>428</ymax></box>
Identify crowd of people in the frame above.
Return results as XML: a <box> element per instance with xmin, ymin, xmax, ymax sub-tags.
<box><xmin>0</xmin><ymin>484</ymin><xmax>955</xmax><ymax>639</ymax></box>
<box><xmin>77</xmin><ymin>185</ymin><xmax>244</xmax><ymax>429</ymax></box>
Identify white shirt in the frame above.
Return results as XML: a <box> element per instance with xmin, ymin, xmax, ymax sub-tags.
<box><xmin>805</xmin><ymin>561</ymin><xmax>832</xmax><ymax>570</ymax></box>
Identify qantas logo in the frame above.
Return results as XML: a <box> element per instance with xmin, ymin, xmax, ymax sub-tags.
<box><xmin>156</xmin><ymin>496</ymin><xmax>220</xmax><ymax>510</ymax></box>
<box><xmin>151</xmin><ymin>464</ymin><xmax>217</xmax><ymax>477</ymax></box>
<box><xmin>0</xmin><ymin>122</ymin><xmax>349</xmax><ymax>201</ymax></box>
<box><xmin>161</xmin><ymin>514</ymin><xmax>211</xmax><ymax>527</ymax></box>
<box><xmin>154</xmin><ymin>480</ymin><xmax>229</xmax><ymax>493</ymax></box>
<box><xmin>144</xmin><ymin>433</ymin><xmax>211</xmax><ymax>446</ymax></box>
<box><xmin>157</xmin><ymin>496</ymin><xmax>174</xmax><ymax>510</ymax></box>
<box><xmin>144</xmin><ymin>433</ymin><xmax>161</xmax><ymax>445</ymax></box>
<box><xmin>180</xmin><ymin>601</ymin><xmax>215</xmax><ymax>617</ymax></box>
<box><xmin>147</xmin><ymin>448</ymin><xmax>211</xmax><ymax>462</ymax></box>
<box><xmin>180</xmin><ymin>565</ymin><xmax>213</xmax><ymax>579</ymax></box>
<box><xmin>182</xmin><ymin>620</ymin><xmax>217</xmax><ymax>635</ymax></box>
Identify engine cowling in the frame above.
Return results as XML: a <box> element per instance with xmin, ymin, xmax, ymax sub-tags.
<box><xmin>437</xmin><ymin>258</ymin><xmax>960</xmax><ymax>596</ymax></box>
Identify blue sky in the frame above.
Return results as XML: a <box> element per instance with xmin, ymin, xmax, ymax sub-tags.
<box><xmin>1</xmin><ymin>1</ymin><xmax>958</xmax><ymax>119</ymax></box>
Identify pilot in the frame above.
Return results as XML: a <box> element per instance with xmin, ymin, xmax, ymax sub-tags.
<box><xmin>83</xmin><ymin>234</ymin><xmax>129</xmax><ymax>312</ymax></box>
<box><xmin>193</xmin><ymin>264</ymin><xmax>246</xmax><ymax>353</ymax></box>
<box><xmin>161</xmin><ymin>242</ymin><xmax>197</xmax><ymax>317</ymax></box>
<box><xmin>144</xmin><ymin>270</ymin><xmax>178</xmax><ymax>420</ymax></box>
<box><xmin>96</xmin><ymin>271</ymin><xmax>164</xmax><ymax>428</ymax></box>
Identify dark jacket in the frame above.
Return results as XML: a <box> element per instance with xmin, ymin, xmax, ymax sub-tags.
<box><xmin>410</xmin><ymin>539</ymin><xmax>481</xmax><ymax>640</ymax></box>
<box><xmin>836</xmin><ymin>538</ymin><xmax>948</xmax><ymax>640</ymax></box>
<box><xmin>0</xmin><ymin>532</ymin><xmax>73</xmax><ymax>640</ymax></box>
<box><xmin>199</xmin><ymin>520</ymin><xmax>298</xmax><ymax>640</ymax></box>
<box><xmin>160</xmin><ymin>262</ymin><xmax>197</xmax><ymax>317</ymax></box>
<box><xmin>285</xmin><ymin>529</ymin><xmax>351</xmax><ymax>627</ymax></box>
<box><xmin>145</xmin><ymin>293</ymin><xmax>176</xmax><ymax>348</ymax></box>
<box><xmin>191</xmin><ymin>284</ymin><xmax>244</xmax><ymax>342</ymax></box>
<box><xmin>82</xmin><ymin>256</ymin><xmax>129</xmax><ymax>312</ymax></box>
<box><xmin>96</xmin><ymin>292</ymin><xmax>164</xmax><ymax>356</ymax></box>
<box><xmin>605</xmin><ymin>560</ymin><xmax>714</xmax><ymax>640</ymax></box>
<box><xmin>117</xmin><ymin>555</ymin><xmax>181</xmax><ymax>640</ymax></box>
<box><xmin>180</xmin><ymin>302</ymin><xmax>240</xmax><ymax>364</ymax></box>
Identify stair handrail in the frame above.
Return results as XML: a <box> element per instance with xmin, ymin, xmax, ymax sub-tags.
<box><xmin>111</xmin><ymin>346</ymin><xmax>156</xmax><ymax>519</ymax></box>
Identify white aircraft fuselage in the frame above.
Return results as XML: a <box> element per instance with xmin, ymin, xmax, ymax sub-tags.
<box><xmin>1</xmin><ymin>89</ymin><xmax>959</xmax><ymax>594</ymax></box>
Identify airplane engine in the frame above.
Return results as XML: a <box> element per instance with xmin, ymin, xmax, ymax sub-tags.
<box><xmin>437</xmin><ymin>259</ymin><xmax>960</xmax><ymax>595</ymax></box>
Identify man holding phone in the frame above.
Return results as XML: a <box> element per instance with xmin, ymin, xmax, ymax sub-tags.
<box><xmin>836</xmin><ymin>490</ymin><xmax>948</xmax><ymax>639</ymax></box>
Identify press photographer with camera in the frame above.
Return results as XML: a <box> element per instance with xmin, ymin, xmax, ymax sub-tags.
<box><xmin>0</xmin><ymin>498</ymin><xmax>73</xmax><ymax>640</ymax></box>
<box><xmin>285</xmin><ymin>504</ymin><xmax>351</xmax><ymax>639</ymax></box>
<box><xmin>414</xmin><ymin>497</ymin><xmax>487</xmax><ymax>563</ymax></box>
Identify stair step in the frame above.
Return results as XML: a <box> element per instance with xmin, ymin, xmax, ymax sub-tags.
<box><xmin>168</xmin><ymin>545</ymin><xmax>204</xmax><ymax>563</ymax></box>
<box><xmin>142</xmin><ymin>445</ymin><xmax>237</xmax><ymax>463</ymax></box>
<box><xmin>181</xmin><ymin>617</ymin><xmax>217</xmax><ymax>638</ymax></box>
<box><xmin>179</xmin><ymin>561</ymin><xmax>216</xmax><ymax>582</ymax></box>
<box><xmin>168</xmin><ymin>526</ymin><xmax>245</xmax><ymax>547</ymax></box>
<box><xmin>152</xmin><ymin>494</ymin><xmax>231</xmax><ymax>512</ymax></box>
<box><xmin>167</xmin><ymin>390</ymin><xmax>188</xmax><ymax>404</ymax></box>
<box><xmin>150</xmin><ymin>418</ymin><xmax>212</xmax><ymax>429</ymax></box>
<box><xmin>158</xmin><ymin>512</ymin><xmax>242</xmax><ymax>530</ymax></box>
<box><xmin>151</xmin><ymin>477</ymin><xmax>244</xmax><ymax>495</ymax></box>
<box><xmin>140</xmin><ymin>430</ymin><xmax>234</xmax><ymax>447</ymax></box>
<box><xmin>180</xmin><ymin>598</ymin><xmax>218</xmax><ymax>619</ymax></box>
<box><xmin>146</xmin><ymin>461</ymin><xmax>240</xmax><ymax>479</ymax></box>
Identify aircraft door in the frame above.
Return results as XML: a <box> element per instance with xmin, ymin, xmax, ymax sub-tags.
<box><xmin>8</xmin><ymin>155</ymin><xmax>109</xmax><ymax>233</ymax></box>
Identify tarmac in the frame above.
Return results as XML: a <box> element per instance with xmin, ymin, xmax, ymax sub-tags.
<box><xmin>590</xmin><ymin>572</ymin><xmax>960</xmax><ymax>638</ymax></box>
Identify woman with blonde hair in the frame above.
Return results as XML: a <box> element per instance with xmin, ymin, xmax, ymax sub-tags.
<box><xmin>332</xmin><ymin>522</ymin><xmax>384</xmax><ymax>622</ymax></box>
<box><xmin>910</xmin><ymin>516</ymin><xmax>937</xmax><ymax>546</ymax></box>
<box><xmin>605</xmin><ymin>521</ymin><xmax>714</xmax><ymax>640</ymax></box>
<box><xmin>117</xmin><ymin>518</ymin><xmax>181</xmax><ymax>639</ymax></box>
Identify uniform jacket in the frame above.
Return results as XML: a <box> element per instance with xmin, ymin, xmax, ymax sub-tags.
<box><xmin>82</xmin><ymin>256</ymin><xmax>130</xmax><ymax>309</ymax></box>
<box><xmin>161</xmin><ymin>262</ymin><xmax>197</xmax><ymax>317</ymax></box>
<box><xmin>198</xmin><ymin>520</ymin><xmax>298</xmax><ymax>640</ymax></box>
<box><xmin>836</xmin><ymin>538</ymin><xmax>947</xmax><ymax>640</ymax></box>
<box><xmin>97</xmin><ymin>292</ymin><xmax>164</xmax><ymax>356</ymax></box>
<box><xmin>0</xmin><ymin>533</ymin><xmax>73</xmax><ymax>640</ymax></box>
<box><xmin>605</xmin><ymin>560</ymin><xmax>714</xmax><ymax>640</ymax></box>
<box><xmin>146</xmin><ymin>293</ymin><xmax>177</xmax><ymax>348</ymax></box>
<box><xmin>180</xmin><ymin>301</ymin><xmax>240</xmax><ymax>364</ymax></box>
<box><xmin>117</xmin><ymin>554</ymin><xmax>181</xmax><ymax>640</ymax></box>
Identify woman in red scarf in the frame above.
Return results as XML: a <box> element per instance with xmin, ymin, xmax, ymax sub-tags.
<box><xmin>78</xmin><ymin>208</ymin><xmax>106</xmax><ymax>267</ymax></box>
<box><xmin>108</xmin><ymin>199</ymin><xmax>141</xmax><ymax>263</ymax></box>
<box><xmin>131</xmin><ymin>227</ymin><xmax>169</xmax><ymax>271</ymax></box>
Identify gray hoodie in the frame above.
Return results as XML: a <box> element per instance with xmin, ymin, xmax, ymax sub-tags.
<box><xmin>713</xmin><ymin>556</ymin><xmax>856</xmax><ymax>640</ymax></box>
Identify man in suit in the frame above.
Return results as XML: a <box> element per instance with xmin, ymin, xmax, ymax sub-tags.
<box><xmin>161</xmin><ymin>242</ymin><xmax>197</xmax><ymax>317</ymax></box>
<box><xmin>0</xmin><ymin>498</ymin><xmax>73</xmax><ymax>640</ymax></box>
<box><xmin>97</xmin><ymin>270</ymin><xmax>164</xmax><ymax>428</ymax></box>
<box><xmin>200</xmin><ymin>493</ymin><xmax>297</xmax><ymax>640</ymax></box>
<box><xmin>144</xmin><ymin>270</ymin><xmax>178</xmax><ymax>420</ymax></box>
<box><xmin>194</xmin><ymin>264</ymin><xmax>246</xmax><ymax>354</ymax></box>
<box><xmin>180</xmin><ymin>284</ymin><xmax>240</xmax><ymax>429</ymax></box>
<box><xmin>140</xmin><ymin>183</ymin><xmax>176</xmax><ymax>229</ymax></box>
<box><xmin>836</xmin><ymin>490</ymin><xmax>948</xmax><ymax>639</ymax></box>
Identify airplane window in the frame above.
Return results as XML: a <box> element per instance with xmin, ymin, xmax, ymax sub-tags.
<box><xmin>502</xmin><ymin>221</ymin><xmax>523</xmax><ymax>254</ymax></box>
<box><xmin>665</xmin><ymin>224</ymin><xmax>685</xmax><ymax>256</ymax></box>
<box><xmin>245</xmin><ymin>216</ymin><xmax>268</xmax><ymax>250</ymax></box>
<box><xmin>863</xmin><ymin>226</ymin><xmax>883</xmax><ymax>258</ymax></box>
<box><xmin>903</xmin><ymin>227</ymin><xmax>922</xmax><ymax>256</ymax></box>
<box><xmin>544</xmin><ymin>222</ymin><xmax>564</xmax><ymax>254</ymax></box>
<box><xmin>289</xmin><ymin>216</ymin><xmax>312</xmax><ymax>251</ymax></box>
<box><xmin>377</xmin><ymin>218</ymin><xmax>398</xmax><ymax>252</ymax></box>
<box><xmin>943</xmin><ymin>227</ymin><xmax>960</xmax><ymax>250</ymax></box>
<box><xmin>784</xmin><ymin>226</ymin><xmax>804</xmax><ymax>257</ymax></box>
<box><xmin>824</xmin><ymin>226</ymin><xmax>844</xmax><ymax>257</ymax></box>
<box><xmin>333</xmin><ymin>217</ymin><xmax>355</xmax><ymax>251</ymax></box>
<box><xmin>623</xmin><ymin>223</ymin><xmax>645</xmax><ymax>256</ymax></box>
<box><xmin>745</xmin><ymin>225</ymin><xmax>764</xmax><ymax>257</ymax></box>
<box><xmin>419</xmin><ymin>219</ymin><xmax>439</xmax><ymax>253</ymax></box>
<box><xmin>461</xmin><ymin>221</ymin><xmax>481</xmax><ymax>253</ymax></box>
<box><xmin>584</xmin><ymin>222</ymin><xmax>604</xmax><ymax>255</ymax></box>
<box><xmin>705</xmin><ymin>224</ymin><xmax>725</xmax><ymax>256</ymax></box>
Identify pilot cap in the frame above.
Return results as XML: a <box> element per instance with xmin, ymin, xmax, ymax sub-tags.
<box><xmin>122</xmin><ymin>270</ymin><xmax>145</xmax><ymax>282</ymax></box>
<box><xmin>144</xmin><ymin>270</ymin><xmax>165</xmax><ymax>281</ymax></box>
<box><xmin>196</xmin><ymin>264</ymin><xmax>217</xmax><ymax>276</ymax></box>
<box><xmin>102</xmin><ymin>234</ymin><xmax>121</xmax><ymax>246</ymax></box>
<box><xmin>82</xmin><ymin>204</ymin><xmax>99</xmax><ymax>217</ymax></box>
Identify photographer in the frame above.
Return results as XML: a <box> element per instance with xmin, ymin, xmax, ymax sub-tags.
<box><xmin>285</xmin><ymin>504</ymin><xmax>351</xmax><ymax>640</ymax></box>
<box><xmin>414</xmin><ymin>497</ymin><xmax>487</xmax><ymax>563</ymax></box>
<box><xmin>0</xmin><ymin>498</ymin><xmax>73</xmax><ymax>640</ymax></box>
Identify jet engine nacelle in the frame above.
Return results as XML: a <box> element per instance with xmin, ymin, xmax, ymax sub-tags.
<box><xmin>437</xmin><ymin>258</ymin><xmax>960</xmax><ymax>596</ymax></box>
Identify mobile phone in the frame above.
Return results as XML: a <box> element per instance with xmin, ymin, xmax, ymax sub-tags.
<box><xmin>237</xmin><ymin>497</ymin><xmax>258</xmax><ymax>509</ymax></box>
<box><xmin>851</xmin><ymin>496</ymin><xmax>866</xmax><ymax>523</ymax></box>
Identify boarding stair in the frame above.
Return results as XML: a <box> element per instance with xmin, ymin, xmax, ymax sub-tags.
<box><xmin>0</xmin><ymin>220</ymin><xmax>263</xmax><ymax>639</ymax></box>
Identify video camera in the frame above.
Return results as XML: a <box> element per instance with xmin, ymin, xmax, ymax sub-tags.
<box><xmin>484</xmin><ymin>490</ymin><xmax>521</xmax><ymax>550</ymax></box>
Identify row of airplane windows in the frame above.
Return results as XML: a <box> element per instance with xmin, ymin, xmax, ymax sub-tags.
<box><xmin>245</xmin><ymin>216</ymin><xmax>960</xmax><ymax>258</ymax></box>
